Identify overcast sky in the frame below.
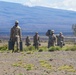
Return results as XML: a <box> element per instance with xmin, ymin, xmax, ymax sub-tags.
<box><xmin>0</xmin><ymin>0</ymin><xmax>76</xmax><ymax>11</ymax></box>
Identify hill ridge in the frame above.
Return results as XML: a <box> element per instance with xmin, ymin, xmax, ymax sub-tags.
<box><xmin>0</xmin><ymin>1</ymin><xmax>75</xmax><ymax>35</ymax></box>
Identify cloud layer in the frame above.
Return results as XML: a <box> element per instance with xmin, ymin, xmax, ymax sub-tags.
<box><xmin>24</xmin><ymin>0</ymin><xmax>76</xmax><ymax>11</ymax></box>
<box><xmin>0</xmin><ymin>0</ymin><xmax>76</xmax><ymax>11</ymax></box>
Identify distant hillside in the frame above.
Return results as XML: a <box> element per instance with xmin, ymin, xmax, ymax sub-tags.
<box><xmin>0</xmin><ymin>1</ymin><xmax>76</xmax><ymax>36</ymax></box>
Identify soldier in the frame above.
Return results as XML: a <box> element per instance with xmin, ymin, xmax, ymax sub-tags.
<box><xmin>10</xmin><ymin>20</ymin><xmax>22</xmax><ymax>52</ymax></box>
<box><xmin>56</xmin><ymin>32</ymin><xmax>64</xmax><ymax>47</ymax></box>
<box><xmin>25</xmin><ymin>36</ymin><xmax>31</xmax><ymax>46</ymax></box>
<box><xmin>48</xmin><ymin>30</ymin><xmax>56</xmax><ymax>48</ymax></box>
<box><xmin>33</xmin><ymin>32</ymin><xmax>40</xmax><ymax>49</ymax></box>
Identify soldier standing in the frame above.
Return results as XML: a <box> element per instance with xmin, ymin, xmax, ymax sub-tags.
<box><xmin>56</xmin><ymin>32</ymin><xmax>64</xmax><ymax>47</ymax></box>
<box><xmin>33</xmin><ymin>32</ymin><xmax>40</xmax><ymax>49</ymax></box>
<box><xmin>25</xmin><ymin>36</ymin><xmax>31</xmax><ymax>46</ymax></box>
<box><xmin>10</xmin><ymin>20</ymin><xmax>22</xmax><ymax>52</ymax></box>
<box><xmin>48</xmin><ymin>30</ymin><xmax>56</xmax><ymax>48</ymax></box>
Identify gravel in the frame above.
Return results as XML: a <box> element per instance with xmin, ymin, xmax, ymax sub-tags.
<box><xmin>0</xmin><ymin>51</ymin><xmax>76</xmax><ymax>75</ymax></box>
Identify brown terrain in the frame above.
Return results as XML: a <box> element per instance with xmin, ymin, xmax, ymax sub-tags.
<box><xmin>0</xmin><ymin>51</ymin><xmax>76</xmax><ymax>75</ymax></box>
<box><xmin>0</xmin><ymin>37</ymin><xmax>76</xmax><ymax>75</ymax></box>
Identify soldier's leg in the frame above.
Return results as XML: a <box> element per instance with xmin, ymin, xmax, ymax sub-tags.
<box><xmin>35</xmin><ymin>44</ymin><xmax>38</xmax><ymax>49</ymax></box>
<box><xmin>48</xmin><ymin>42</ymin><xmax>51</xmax><ymax>48</ymax></box>
<box><xmin>17</xmin><ymin>41</ymin><xmax>19</xmax><ymax>51</ymax></box>
<box><xmin>60</xmin><ymin>41</ymin><xmax>63</xmax><ymax>48</ymax></box>
<box><xmin>48</xmin><ymin>42</ymin><xmax>50</xmax><ymax>48</ymax></box>
<box><xmin>52</xmin><ymin>42</ymin><xmax>55</xmax><ymax>46</ymax></box>
<box><xmin>35</xmin><ymin>44</ymin><xmax>37</xmax><ymax>49</ymax></box>
<box><xmin>15</xmin><ymin>41</ymin><xmax>19</xmax><ymax>52</ymax></box>
<box><xmin>37</xmin><ymin>43</ymin><xmax>39</xmax><ymax>50</ymax></box>
<box><xmin>36</xmin><ymin>44</ymin><xmax>39</xmax><ymax>50</ymax></box>
<box><xmin>16</xmin><ymin>37</ymin><xmax>19</xmax><ymax>52</ymax></box>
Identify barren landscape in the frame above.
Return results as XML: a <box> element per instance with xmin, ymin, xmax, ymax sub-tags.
<box><xmin>0</xmin><ymin>1</ymin><xmax>76</xmax><ymax>75</ymax></box>
<box><xmin>0</xmin><ymin>50</ymin><xmax>76</xmax><ymax>75</ymax></box>
<box><xmin>0</xmin><ymin>39</ymin><xmax>76</xmax><ymax>75</ymax></box>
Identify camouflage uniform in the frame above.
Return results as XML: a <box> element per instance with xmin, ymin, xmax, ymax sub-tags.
<box><xmin>10</xmin><ymin>20</ymin><xmax>22</xmax><ymax>52</ymax></box>
<box><xmin>25</xmin><ymin>36</ymin><xmax>31</xmax><ymax>46</ymax></box>
<box><xmin>56</xmin><ymin>32</ymin><xmax>64</xmax><ymax>47</ymax></box>
<box><xmin>48</xmin><ymin>30</ymin><xmax>56</xmax><ymax>48</ymax></box>
<box><xmin>33</xmin><ymin>32</ymin><xmax>40</xmax><ymax>49</ymax></box>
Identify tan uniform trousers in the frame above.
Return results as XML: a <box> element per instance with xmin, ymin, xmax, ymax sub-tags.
<box><xmin>12</xmin><ymin>35</ymin><xmax>20</xmax><ymax>50</ymax></box>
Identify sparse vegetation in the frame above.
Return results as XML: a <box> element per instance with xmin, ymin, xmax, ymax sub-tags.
<box><xmin>23</xmin><ymin>46</ymin><xmax>35</xmax><ymax>52</ymax></box>
<box><xmin>61</xmin><ymin>45</ymin><xmax>76</xmax><ymax>51</ymax></box>
<box><xmin>39</xmin><ymin>60</ymin><xmax>52</xmax><ymax>69</ymax></box>
<box><xmin>0</xmin><ymin>42</ymin><xmax>76</xmax><ymax>52</ymax></box>
<box><xmin>18</xmin><ymin>73</ymin><xmax>26</xmax><ymax>75</ymax></box>
<box><xmin>65</xmin><ymin>45</ymin><xmax>76</xmax><ymax>51</ymax></box>
<box><xmin>24</xmin><ymin>64</ymin><xmax>35</xmax><ymax>71</ymax></box>
<box><xmin>0</xmin><ymin>45</ymin><xmax>76</xmax><ymax>75</ymax></box>
<box><xmin>18</xmin><ymin>74</ymin><xmax>23</xmax><ymax>75</ymax></box>
<box><xmin>38</xmin><ymin>46</ymin><xmax>48</xmax><ymax>52</ymax></box>
<box><xmin>58</xmin><ymin>64</ymin><xmax>76</xmax><ymax>72</ymax></box>
<box><xmin>0</xmin><ymin>45</ymin><xmax>8</xmax><ymax>51</ymax></box>
<box><xmin>48</xmin><ymin>46</ymin><xmax>61</xmax><ymax>51</ymax></box>
<box><xmin>12</xmin><ymin>61</ymin><xmax>35</xmax><ymax>71</ymax></box>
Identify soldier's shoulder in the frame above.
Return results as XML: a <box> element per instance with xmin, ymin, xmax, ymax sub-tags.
<box><xmin>11</xmin><ymin>26</ymin><xmax>14</xmax><ymax>30</ymax></box>
<box><xmin>53</xmin><ymin>34</ymin><xmax>56</xmax><ymax>37</ymax></box>
<box><xmin>17</xmin><ymin>26</ymin><xmax>21</xmax><ymax>29</ymax></box>
<box><xmin>61</xmin><ymin>35</ymin><xmax>64</xmax><ymax>37</ymax></box>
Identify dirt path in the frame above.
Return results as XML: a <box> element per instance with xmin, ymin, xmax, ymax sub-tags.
<box><xmin>0</xmin><ymin>51</ymin><xmax>76</xmax><ymax>75</ymax></box>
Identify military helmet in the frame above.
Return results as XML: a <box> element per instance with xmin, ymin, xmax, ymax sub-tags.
<box><xmin>60</xmin><ymin>32</ymin><xmax>63</xmax><ymax>35</ymax></box>
<box><xmin>15</xmin><ymin>20</ymin><xmax>19</xmax><ymax>24</ymax></box>
<box><xmin>36</xmin><ymin>32</ymin><xmax>38</xmax><ymax>34</ymax></box>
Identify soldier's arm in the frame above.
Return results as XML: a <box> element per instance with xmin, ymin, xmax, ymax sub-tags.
<box><xmin>62</xmin><ymin>36</ymin><xmax>65</xmax><ymax>42</ymax></box>
<box><xmin>38</xmin><ymin>35</ymin><xmax>40</xmax><ymax>42</ymax></box>
<box><xmin>19</xmin><ymin>28</ymin><xmax>22</xmax><ymax>41</ymax></box>
<box><xmin>55</xmin><ymin>35</ymin><xmax>57</xmax><ymax>43</ymax></box>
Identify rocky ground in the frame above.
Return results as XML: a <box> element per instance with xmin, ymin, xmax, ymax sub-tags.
<box><xmin>0</xmin><ymin>51</ymin><xmax>76</xmax><ymax>75</ymax></box>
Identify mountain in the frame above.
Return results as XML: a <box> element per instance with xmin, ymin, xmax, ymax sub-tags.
<box><xmin>0</xmin><ymin>1</ymin><xmax>76</xmax><ymax>36</ymax></box>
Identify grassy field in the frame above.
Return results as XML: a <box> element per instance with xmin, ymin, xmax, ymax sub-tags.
<box><xmin>0</xmin><ymin>39</ymin><xmax>76</xmax><ymax>52</ymax></box>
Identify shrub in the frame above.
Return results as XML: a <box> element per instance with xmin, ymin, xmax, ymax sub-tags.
<box><xmin>38</xmin><ymin>46</ymin><xmax>48</xmax><ymax>52</ymax></box>
<box><xmin>23</xmin><ymin>46</ymin><xmax>35</xmax><ymax>52</ymax></box>
<box><xmin>24</xmin><ymin>64</ymin><xmax>35</xmax><ymax>71</ymax></box>
<box><xmin>48</xmin><ymin>46</ymin><xmax>61</xmax><ymax>52</ymax></box>
<box><xmin>18</xmin><ymin>74</ymin><xmax>23</xmax><ymax>75</ymax></box>
<box><xmin>0</xmin><ymin>45</ymin><xmax>8</xmax><ymax>51</ymax></box>
<box><xmin>26</xmin><ymin>51</ymin><xmax>34</xmax><ymax>54</ymax></box>
<box><xmin>12</xmin><ymin>62</ymin><xmax>35</xmax><ymax>71</ymax></box>
<box><xmin>65</xmin><ymin>45</ymin><xmax>76</xmax><ymax>51</ymax></box>
<box><xmin>39</xmin><ymin>60</ymin><xmax>52</xmax><ymax>69</ymax></box>
<box><xmin>38</xmin><ymin>48</ymin><xmax>43</xmax><ymax>52</ymax></box>
<box><xmin>58</xmin><ymin>64</ymin><xmax>76</xmax><ymax>72</ymax></box>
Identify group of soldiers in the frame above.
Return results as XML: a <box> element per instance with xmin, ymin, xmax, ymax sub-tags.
<box><xmin>10</xmin><ymin>20</ymin><xmax>40</xmax><ymax>52</ymax></box>
<box><xmin>25</xmin><ymin>32</ymin><xmax>40</xmax><ymax>50</ymax></box>
<box><xmin>46</xmin><ymin>30</ymin><xmax>65</xmax><ymax>48</ymax></box>
<box><xmin>10</xmin><ymin>20</ymin><xmax>65</xmax><ymax>52</ymax></box>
